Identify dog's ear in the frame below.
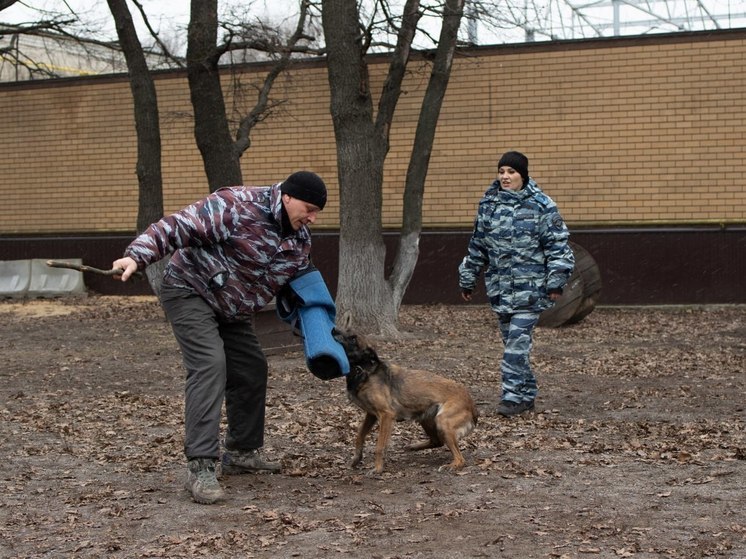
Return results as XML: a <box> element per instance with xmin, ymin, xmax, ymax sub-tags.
<box><xmin>332</xmin><ymin>327</ymin><xmax>356</xmax><ymax>344</ymax></box>
<box><xmin>338</xmin><ymin>311</ymin><xmax>353</xmax><ymax>331</ymax></box>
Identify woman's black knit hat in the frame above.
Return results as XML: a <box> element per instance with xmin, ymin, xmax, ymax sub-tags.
<box><xmin>281</xmin><ymin>171</ymin><xmax>327</xmax><ymax>210</ymax></box>
<box><xmin>498</xmin><ymin>151</ymin><xmax>529</xmax><ymax>184</ymax></box>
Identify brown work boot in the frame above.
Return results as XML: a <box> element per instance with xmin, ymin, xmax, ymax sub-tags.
<box><xmin>185</xmin><ymin>458</ymin><xmax>224</xmax><ymax>504</ymax></box>
<box><xmin>221</xmin><ymin>448</ymin><xmax>282</xmax><ymax>475</ymax></box>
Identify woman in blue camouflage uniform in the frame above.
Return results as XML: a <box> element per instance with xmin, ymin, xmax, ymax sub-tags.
<box><xmin>459</xmin><ymin>152</ymin><xmax>574</xmax><ymax>417</ymax></box>
<box><xmin>113</xmin><ymin>171</ymin><xmax>327</xmax><ymax>503</ymax></box>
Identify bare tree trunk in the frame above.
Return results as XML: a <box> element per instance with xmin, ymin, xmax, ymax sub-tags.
<box><xmin>391</xmin><ymin>0</ymin><xmax>465</xmax><ymax>314</ymax></box>
<box><xmin>185</xmin><ymin>0</ymin><xmax>312</xmax><ymax>193</ymax></box>
<box><xmin>108</xmin><ymin>1</ymin><xmax>313</xmax><ymax>293</ymax></box>
<box><xmin>106</xmin><ymin>0</ymin><xmax>166</xmax><ymax>296</ymax></box>
<box><xmin>322</xmin><ymin>0</ymin><xmax>410</xmax><ymax>336</ymax></box>
<box><xmin>323</xmin><ymin>0</ymin><xmax>463</xmax><ymax>336</ymax></box>
<box><xmin>187</xmin><ymin>0</ymin><xmax>243</xmax><ymax>191</ymax></box>
<box><xmin>0</xmin><ymin>1</ymin><xmax>19</xmax><ymax>13</ymax></box>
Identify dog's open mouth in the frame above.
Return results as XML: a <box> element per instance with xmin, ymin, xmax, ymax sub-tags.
<box><xmin>332</xmin><ymin>329</ymin><xmax>368</xmax><ymax>364</ymax></box>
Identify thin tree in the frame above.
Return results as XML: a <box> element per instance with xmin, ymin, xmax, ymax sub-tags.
<box><xmin>106</xmin><ymin>0</ymin><xmax>165</xmax><ymax>293</ymax></box>
<box><xmin>105</xmin><ymin>0</ymin><xmax>163</xmax><ymax>233</ymax></box>
<box><xmin>187</xmin><ymin>0</ymin><xmax>315</xmax><ymax>191</ymax></box>
<box><xmin>322</xmin><ymin>0</ymin><xmax>465</xmax><ymax>336</ymax></box>
<box><xmin>103</xmin><ymin>0</ymin><xmax>316</xmax><ymax>292</ymax></box>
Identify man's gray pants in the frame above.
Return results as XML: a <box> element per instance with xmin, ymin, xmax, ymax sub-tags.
<box><xmin>160</xmin><ymin>284</ymin><xmax>268</xmax><ymax>460</ymax></box>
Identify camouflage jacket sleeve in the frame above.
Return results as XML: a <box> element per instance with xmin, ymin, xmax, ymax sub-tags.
<box><xmin>537</xmin><ymin>198</ymin><xmax>575</xmax><ymax>292</ymax></box>
<box><xmin>124</xmin><ymin>189</ymin><xmax>241</xmax><ymax>268</ymax></box>
<box><xmin>123</xmin><ymin>185</ymin><xmax>312</xmax><ymax>320</ymax></box>
<box><xmin>458</xmin><ymin>206</ymin><xmax>490</xmax><ymax>291</ymax></box>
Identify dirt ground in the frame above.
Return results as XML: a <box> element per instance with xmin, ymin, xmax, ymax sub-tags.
<box><xmin>0</xmin><ymin>296</ymin><xmax>744</xmax><ymax>559</ymax></box>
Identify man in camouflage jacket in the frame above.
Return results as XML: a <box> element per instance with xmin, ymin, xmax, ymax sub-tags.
<box><xmin>459</xmin><ymin>152</ymin><xmax>574</xmax><ymax>417</ymax></box>
<box><xmin>113</xmin><ymin>171</ymin><xmax>328</xmax><ymax>504</ymax></box>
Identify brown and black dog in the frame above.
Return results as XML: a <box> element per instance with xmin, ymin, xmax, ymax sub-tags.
<box><xmin>334</xmin><ymin>330</ymin><xmax>478</xmax><ymax>473</ymax></box>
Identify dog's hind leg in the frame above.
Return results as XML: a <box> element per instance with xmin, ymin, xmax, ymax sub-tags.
<box><xmin>351</xmin><ymin>413</ymin><xmax>377</xmax><ymax>468</ymax></box>
<box><xmin>407</xmin><ymin>418</ymin><xmax>443</xmax><ymax>451</ymax></box>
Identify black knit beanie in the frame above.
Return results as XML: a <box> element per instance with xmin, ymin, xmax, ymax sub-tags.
<box><xmin>281</xmin><ymin>171</ymin><xmax>327</xmax><ymax>210</ymax></box>
<box><xmin>497</xmin><ymin>151</ymin><xmax>530</xmax><ymax>184</ymax></box>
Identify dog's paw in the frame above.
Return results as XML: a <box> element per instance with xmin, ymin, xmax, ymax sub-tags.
<box><xmin>365</xmin><ymin>467</ymin><xmax>385</xmax><ymax>478</ymax></box>
<box><xmin>437</xmin><ymin>462</ymin><xmax>466</xmax><ymax>473</ymax></box>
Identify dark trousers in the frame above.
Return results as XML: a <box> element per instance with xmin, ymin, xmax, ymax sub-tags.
<box><xmin>159</xmin><ymin>284</ymin><xmax>268</xmax><ymax>459</ymax></box>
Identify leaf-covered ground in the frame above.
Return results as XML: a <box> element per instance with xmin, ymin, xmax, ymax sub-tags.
<box><xmin>0</xmin><ymin>297</ymin><xmax>744</xmax><ymax>558</ymax></box>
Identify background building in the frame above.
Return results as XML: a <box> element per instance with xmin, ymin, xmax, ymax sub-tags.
<box><xmin>0</xmin><ymin>28</ymin><xmax>744</xmax><ymax>305</ymax></box>
<box><xmin>0</xmin><ymin>25</ymin><xmax>172</xmax><ymax>82</ymax></box>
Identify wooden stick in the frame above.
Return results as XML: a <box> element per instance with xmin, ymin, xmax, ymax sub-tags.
<box><xmin>46</xmin><ymin>260</ymin><xmax>144</xmax><ymax>279</ymax></box>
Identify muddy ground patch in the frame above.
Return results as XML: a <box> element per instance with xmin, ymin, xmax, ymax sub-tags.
<box><xmin>1</xmin><ymin>297</ymin><xmax>744</xmax><ymax>558</ymax></box>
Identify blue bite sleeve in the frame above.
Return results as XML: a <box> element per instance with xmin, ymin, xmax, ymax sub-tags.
<box><xmin>276</xmin><ymin>269</ymin><xmax>350</xmax><ymax>380</ymax></box>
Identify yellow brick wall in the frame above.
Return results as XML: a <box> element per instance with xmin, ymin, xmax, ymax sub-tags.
<box><xmin>0</xmin><ymin>31</ymin><xmax>744</xmax><ymax>235</ymax></box>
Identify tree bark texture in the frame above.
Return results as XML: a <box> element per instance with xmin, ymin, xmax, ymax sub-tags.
<box><xmin>323</xmin><ymin>0</ymin><xmax>394</xmax><ymax>335</ymax></box>
<box><xmin>187</xmin><ymin>0</ymin><xmax>243</xmax><ymax>192</ymax></box>
<box><xmin>106</xmin><ymin>0</ymin><xmax>163</xmax><ymax>232</ymax></box>
<box><xmin>323</xmin><ymin>0</ymin><xmax>462</xmax><ymax>335</ymax></box>
<box><xmin>106</xmin><ymin>0</ymin><xmax>165</xmax><ymax>295</ymax></box>
<box><xmin>394</xmin><ymin>0</ymin><xmax>465</xmax><ymax>310</ymax></box>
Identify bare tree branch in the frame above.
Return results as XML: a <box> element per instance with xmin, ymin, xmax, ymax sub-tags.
<box><xmin>0</xmin><ymin>0</ymin><xmax>19</xmax><ymax>12</ymax></box>
<box><xmin>233</xmin><ymin>0</ymin><xmax>317</xmax><ymax>155</ymax></box>
<box><xmin>375</xmin><ymin>0</ymin><xmax>422</xmax><ymax>135</ymax></box>
<box><xmin>128</xmin><ymin>0</ymin><xmax>185</xmax><ymax>67</ymax></box>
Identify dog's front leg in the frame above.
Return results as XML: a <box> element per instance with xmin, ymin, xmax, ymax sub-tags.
<box><xmin>373</xmin><ymin>412</ymin><xmax>395</xmax><ymax>473</ymax></box>
<box><xmin>440</xmin><ymin>430</ymin><xmax>466</xmax><ymax>471</ymax></box>
<box><xmin>352</xmin><ymin>413</ymin><xmax>377</xmax><ymax>468</ymax></box>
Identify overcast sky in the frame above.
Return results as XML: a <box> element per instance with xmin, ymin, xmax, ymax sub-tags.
<box><xmin>3</xmin><ymin>0</ymin><xmax>744</xmax><ymax>46</ymax></box>
<box><xmin>1</xmin><ymin>0</ymin><xmax>296</xmax><ymax>39</ymax></box>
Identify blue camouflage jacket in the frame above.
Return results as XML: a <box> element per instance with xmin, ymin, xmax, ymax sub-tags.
<box><xmin>458</xmin><ymin>178</ymin><xmax>575</xmax><ymax>314</ymax></box>
<box><xmin>125</xmin><ymin>183</ymin><xmax>312</xmax><ymax>322</ymax></box>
